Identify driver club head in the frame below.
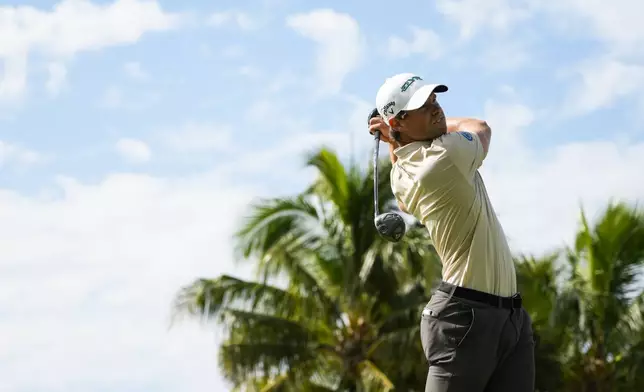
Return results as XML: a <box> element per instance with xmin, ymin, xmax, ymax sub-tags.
<box><xmin>369</xmin><ymin>106</ymin><xmax>406</xmax><ymax>242</ymax></box>
<box><xmin>374</xmin><ymin>212</ymin><xmax>406</xmax><ymax>242</ymax></box>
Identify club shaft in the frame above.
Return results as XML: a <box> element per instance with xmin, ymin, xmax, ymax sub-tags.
<box><xmin>373</xmin><ymin>130</ymin><xmax>381</xmax><ymax>217</ymax></box>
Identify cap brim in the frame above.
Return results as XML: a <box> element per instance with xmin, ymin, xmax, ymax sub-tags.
<box><xmin>403</xmin><ymin>84</ymin><xmax>448</xmax><ymax>111</ymax></box>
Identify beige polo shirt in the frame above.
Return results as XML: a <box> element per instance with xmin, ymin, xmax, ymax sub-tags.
<box><xmin>390</xmin><ymin>131</ymin><xmax>517</xmax><ymax>297</ymax></box>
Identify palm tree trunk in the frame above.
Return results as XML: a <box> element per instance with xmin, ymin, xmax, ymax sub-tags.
<box><xmin>338</xmin><ymin>378</ymin><xmax>358</xmax><ymax>392</ymax></box>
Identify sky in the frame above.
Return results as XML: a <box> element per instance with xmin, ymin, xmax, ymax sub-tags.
<box><xmin>1</xmin><ymin>0</ymin><xmax>643</xmax><ymax>390</ymax></box>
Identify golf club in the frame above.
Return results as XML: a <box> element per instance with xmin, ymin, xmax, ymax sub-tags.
<box><xmin>368</xmin><ymin>108</ymin><xmax>406</xmax><ymax>242</ymax></box>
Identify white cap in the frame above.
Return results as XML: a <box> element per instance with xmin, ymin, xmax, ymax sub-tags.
<box><xmin>376</xmin><ymin>73</ymin><xmax>448</xmax><ymax>122</ymax></box>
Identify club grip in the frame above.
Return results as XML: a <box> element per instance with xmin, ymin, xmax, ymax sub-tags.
<box><xmin>367</xmin><ymin>108</ymin><xmax>380</xmax><ymax>124</ymax></box>
<box><xmin>368</xmin><ymin>107</ymin><xmax>381</xmax><ymax>139</ymax></box>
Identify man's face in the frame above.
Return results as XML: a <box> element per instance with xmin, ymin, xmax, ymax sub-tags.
<box><xmin>393</xmin><ymin>93</ymin><xmax>447</xmax><ymax>141</ymax></box>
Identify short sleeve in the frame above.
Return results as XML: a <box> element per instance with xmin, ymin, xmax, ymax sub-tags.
<box><xmin>436</xmin><ymin>131</ymin><xmax>485</xmax><ymax>178</ymax></box>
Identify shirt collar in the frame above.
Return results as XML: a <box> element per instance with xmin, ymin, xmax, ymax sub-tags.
<box><xmin>393</xmin><ymin>141</ymin><xmax>431</xmax><ymax>158</ymax></box>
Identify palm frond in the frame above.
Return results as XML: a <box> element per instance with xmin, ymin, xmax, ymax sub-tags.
<box><xmin>574</xmin><ymin>202</ymin><xmax>644</xmax><ymax>300</ymax></box>
<box><xmin>610</xmin><ymin>291</ymin><xmax>644</xmax><ymax>354</ymax></box>
<box><xmin>569</xmin><ymin>203</ymin><xmax>644</xmax><ymax>357</ymax></box>
<box><xmin>360</xmin><ymin>225</ymin><xmax>439</xmax><ymax>304</ymax></box>
<box><xmin>515</xmin><ymin>253</ymin><xmax>562</xmax><ymax>327</ymax></box>
<box><xmin>173</xmin><ymin>275</ymin><xmax>328</xmax><ymax>323</ymax></box>
<box><xmin>165</xmin><ymin>149</ymin><xmax>641</xmax><ymax>390</ymax></box>
<box><xmin>230</xmin><ymin>374</ymin><xmax>289</xmax><ymax>392</ymax></box>
<box><xmin>219</xmin><ymin>309</ymin><xmax>332</xmax><ymax>382</ymax></box>
<box><xmin>358</xmin><ymin>360</ymin><xmax>395</xmax><ymax>391</ymax></box>
<box><xmin>305</xmin><ymin>148</ymin><xmax>351</xmax><ymax>223</ymax></box>
<box><xmin>234</xmin><ymin>196</ymin><xmax>323</xmax><ymax>261</ymax></box>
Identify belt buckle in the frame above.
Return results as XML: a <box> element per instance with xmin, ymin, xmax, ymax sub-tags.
<box><xmin>512</xmin><ymin>293</ymin><xmax>521</xmax><ymax>308</ymax></box>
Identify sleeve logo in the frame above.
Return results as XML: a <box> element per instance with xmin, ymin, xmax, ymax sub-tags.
<box><xmin>459</xmin><ymin>131</ymin><xmax>473</xmax><ymax>141</ymax></box>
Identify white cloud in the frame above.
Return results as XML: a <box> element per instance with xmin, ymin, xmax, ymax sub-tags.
<box><xmin>198</xmin><ymin>43</ymin><xmax>212</xmax><ymax>57</ymax></box>
<box><xmin>101</xmin><ymin>85</ymin><xmax>122</xmax><ymax>108</ymax></box>
<box><xmin>0</xmin><ymin>127</ymin><xmax>359</xmax><ymax>390</ymax></box>
<box><xmin>562</xmin><ymin>58</ymin><xmax>644</xmax><ymax>116</ymax></box>
<box><xmin>160</xmin><ymin>123</ymin><xmax>231</xmax><ymax>152</ymax></box>
<box><xmin>116</xmin><ymin>138</ymin><xmax>152</xmax><ymax>163</ymax></box>
<box><xmin>498</xmin><ymin>85</ymin><xmax>517</xmax><ymax>96</ymax></box>
<box><xmin>208</xmin><ymin>10</ymin><xmax>256</xmax><ymax>30</ymax></box>
<box><xmin>432</xmin><ymin>1</ymin><xmax>535</xmax><ymax>74</ymax></box>
<box><xmin>539</xmin><ymin>0</ymin><xmax>644</xmax><ymax>55</ymax></box>
<box><xmin>221</xmin><ymin>45</ymin><xmax>245</xmax><ymax>58</ymax></box>
<box><xmin>0</xmin><ymin>140</ymin><xmax>43</xmax><ymax>168</ymax></box>
<box><xmin>286</xmin><ymin>9</ymin><xmax>364</xmax><ymax>95</ymax></box>
<box><xmin>3</xmin><ymin>3</ymin><xmax>644</xmax><ymax>391</ymax></box>
<box><xmin>460</xmin><ymin>1</ymin><xmax>643</xmax><ymax>118</ymax></box>
<box><xmin>435</xmin><ymin>0</ymin><xmax>533</xmax><ymax>40</ymax></box>
<box><xmin>123</xmin><ymin>61</ymin><xmax>149</xmax><ymax>81</ymax></box>
<box><xmin>3</xmin><ymin>98</ymin><xmax>642</xmax><ymax>392</ymax></box>
<box><xmin>0</xmin><ymin>172</ymin><xmax>258</xmax><ymax>391</ymax></box>
<box><xmin>0</xmin><ymin>51</ymin><xmax>28</xmax><ymax>101</ymax></box>
<box><xmin>433</xmin><ymin>1</ymin><xmax>644</xmax><ymax>116</ymax></box>
<box><xmin>0</xmin><ymin>0</ymin><xmax>183</xmax><ymax>101</ymax></box>
<box><xmin>475</xmin><ymin>39</ymin><xmax>531</xmax><ymax>71</ymax></box>
<box><xmin>478</xmin><ymin>98</ymin><xmax>644</xmax><ymax>254</ymax></box>
<box><xmin>482</xmin><ymin>100</ymin><xmax>535</xmax><ymax>165</ymax></box>
<box><xmin>244</xmin><ymin>99</ymin><xmax>283</xmax><ymax>125</ymax></box>
<box><xmin>237</xmin><ymin>65</ymin><xmax>261</xmax><ymax>78</ymax></box>
<box><xmin>222</xmin><ymin>131</ymin><xmax>353</xmax><ymax>176</ymax></box>
<box><xmin>526</xmin><ymin>1</ymin><xmax>644</xmax><ymax>118</ymax></box>
<box><xmin>100</xmin><ymin>85</ymin><xmax>161</xmax><ymax>111</ymax></box>
<box><xmin>386</xmin><ymin>27</ymin><xmax>442</xmax><ymax>60</ymax></box>
<box><xmin>46</xmin><ymin>62</ymin><xmax>67</xmax><ymax>96</ymax></box>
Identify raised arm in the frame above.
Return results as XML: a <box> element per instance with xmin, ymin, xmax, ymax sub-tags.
<box><xmin>446</xmin><ymin>118</ymin><xmax>491</xmax><ymax>155</ymax></box>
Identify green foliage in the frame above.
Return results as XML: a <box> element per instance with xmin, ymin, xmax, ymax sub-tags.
<box><xmin>174</xmin><ymin>147</ymin><xmax>441</xmax><ymax>391</ymax></box>
<box><xmin>173</xmin><ymin>145</ymin><xmax>644</xmax><ymax>391</ymax></box>
<box><xmin>516</xmin><ymin>202</ymin><xmax>644</xmax><ymax>392</ymax></box>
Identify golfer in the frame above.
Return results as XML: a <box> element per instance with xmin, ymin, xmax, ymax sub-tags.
<box><xmin>369</xmin><ymin>73</ymin><xmax>535</xmax><ymax>392</ymax></box>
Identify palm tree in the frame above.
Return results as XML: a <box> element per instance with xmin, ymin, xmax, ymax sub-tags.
<box><xmin>514</xmin><ymin>253</ymin><xmax>568</xmax><ymax>392</ymax></box>
<box><xmin>174</xmin><ymin>147</ymin><xmax>442</xmax><ymax>391</ymax></box>
<box><xmin>516</xmin><ymin>202</ymin><xmax>644</xmax><ymax>392</ymax></box>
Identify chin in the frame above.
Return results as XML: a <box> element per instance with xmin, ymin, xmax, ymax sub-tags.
<box><xmin>425</xmin><ymin>126</ymin><xmax>445</xmax><ymax>139</ymax></box>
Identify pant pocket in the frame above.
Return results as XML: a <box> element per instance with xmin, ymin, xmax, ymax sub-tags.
<box><xmin>420</xmin><ymin>299</ymin><xmax>475</xmax><ymax>364</ymax></box>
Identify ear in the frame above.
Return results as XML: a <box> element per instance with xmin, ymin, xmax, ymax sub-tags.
<box><xmin>388</xmin><ymin>118</ymin><xmax>399</xmax><ymax>129</ymax></box>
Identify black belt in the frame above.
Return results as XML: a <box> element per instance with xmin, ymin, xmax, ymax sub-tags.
<box><xmin>437</xmin><ymin>281</ymin><xmax>522</xmax><ymax>309</ymax></box>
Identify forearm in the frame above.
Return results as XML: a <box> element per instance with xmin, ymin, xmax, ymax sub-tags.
<box><xmin>446</xmin><ymin>117</ymin><xmax>485</xmax><ymax>131</ymax></box>
<box><xmin>446</xmin><ymin>117</ymin><xmax>467</xmax><ymax>132</ymax></box>
<box><xmin>446</xmin><ymin>117</ymin><xmax>491</xmax><ymax>153</ymax></box>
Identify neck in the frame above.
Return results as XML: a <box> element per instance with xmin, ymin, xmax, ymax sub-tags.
<box><xmin>397</xmin><ymin>130</ymin><xmax>446</xmax><ymax>147</ymax></box>
<box><xmin>426</xmin><ymin>128</ymin><xmax>447</xmax><ymax>140</ymax></box>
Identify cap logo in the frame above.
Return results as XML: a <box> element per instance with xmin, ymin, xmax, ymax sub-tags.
<box><xmin>401</xmin><ymin>76</ymin><xmax>422</xmax><ymax>92</ymax></box>
<box><xmin>382</xmin><ymin>101</ymin><xmax>395</xmax><ymax>115</ymax></box>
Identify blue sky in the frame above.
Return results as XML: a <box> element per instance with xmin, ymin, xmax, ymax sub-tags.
<box><xmin>1</xmin><ymin>0</ymin><xmax>644</xmax><ymax>391</ymax></box>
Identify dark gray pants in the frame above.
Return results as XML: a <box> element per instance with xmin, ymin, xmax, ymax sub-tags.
<box><xmin>420</xmin><ymin>286</ymin><xmax>535</xmax><ymax>391</ymax></box>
